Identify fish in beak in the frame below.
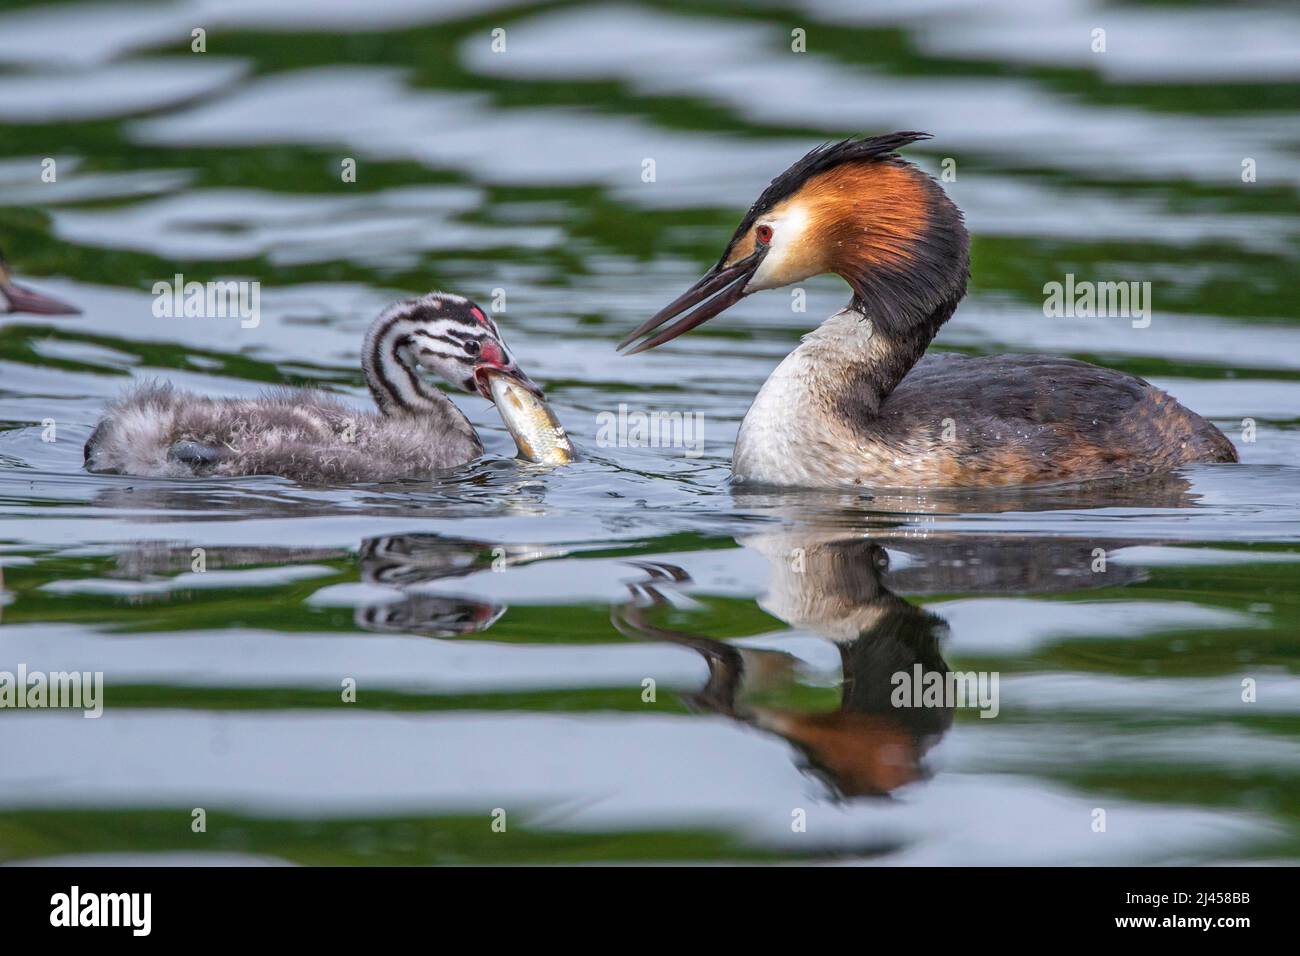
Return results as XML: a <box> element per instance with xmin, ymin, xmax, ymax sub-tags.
<box><xmin>470</xmin><ymin>339</ymin><xmax>544</xmax><ymax>401</ymax></box>
<box><xmin>617</xmin><ymin>247</ymin><xmax>766</xmax><ymax>355</ymax></box>
<box><xmin>482</xmin><ymin>368</ymin><xmax>575</xmax><ymax>465</ymax></box>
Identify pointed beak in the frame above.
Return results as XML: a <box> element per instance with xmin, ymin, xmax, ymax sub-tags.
<box><xmin>0</xmin><ymin>279</ymin><xmax>81</xmax><ymax>316</ymax></box>
<box><xmin>473</xmin><ymin>357</ymin><xmax>544</xmax><ymax>402</ymax></box>
<box><xmin>617</xmin><ymin>248</ymin><xmax>766</xmax><ymax>355</ymax></box>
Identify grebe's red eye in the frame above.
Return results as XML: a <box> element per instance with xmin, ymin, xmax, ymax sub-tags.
<box><xmin>755</xmin><ymin>224</ymin><xmax>773</xmax><ymax>244</ymax></box>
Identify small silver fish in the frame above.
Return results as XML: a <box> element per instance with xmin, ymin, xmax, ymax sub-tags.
<box><xmin>485</xmin><ymin>371</ymin><xmax>576</xmax><ymax>465</ymax></box>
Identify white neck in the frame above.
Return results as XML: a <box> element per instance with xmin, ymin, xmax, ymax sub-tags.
<box><xmin>732</xmin><ymin>305</ymin><xmax>884</xmax><ymax>486</ymax></box>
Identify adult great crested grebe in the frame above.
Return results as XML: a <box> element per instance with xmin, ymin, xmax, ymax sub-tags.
<box><xmin>85</xmin><ymin>292</ymin><xmax>550</xmax><ymax>482</ymax></box>
<box><xmin>0</xmin><ymin>247</ymin><xmax>80</xmax><ymax>315</ymax></box>
<box><xmin>619</xmin><ymin>132</ymin><xmax>1237</xmax><ymax>488</ymax></box>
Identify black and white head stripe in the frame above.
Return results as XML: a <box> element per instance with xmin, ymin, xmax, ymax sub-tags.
<box><xmin>362</xmin><ymin>292</ymin><xmax>510</xmax><ymax>412</ymax></box>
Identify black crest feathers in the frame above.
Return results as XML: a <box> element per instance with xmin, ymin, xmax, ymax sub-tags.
<box><xmin>722</xmin><ymin>131</ymin><xmax>932</xmax><ymax>257</ymax></box>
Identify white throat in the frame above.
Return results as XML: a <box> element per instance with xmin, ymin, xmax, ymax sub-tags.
<box><xmin>732</xmin><ymin>305</ymin><xmax>876</xmax><ymax>486</ymax></box>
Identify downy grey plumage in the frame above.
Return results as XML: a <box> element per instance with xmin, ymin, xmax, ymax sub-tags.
<box><xmin>84</xmin><ymin>292</ymin><xmax>540</xmax><ymax>483</ymax></box>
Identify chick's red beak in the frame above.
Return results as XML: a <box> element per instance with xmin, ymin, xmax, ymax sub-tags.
<box><xmin>472</xmin><ymin>340</ymin><xmax>544</xmax><ymax>401</ymax></box>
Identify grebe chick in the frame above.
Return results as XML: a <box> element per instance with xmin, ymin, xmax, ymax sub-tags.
<box><xmin>620</xmin><ymin>132</ymin><xmax>1237</xmax><ymax>488</ymax></box>
<box><xmin>85</xmin><ymin>292</ymin><xmax>544</xmax><ymax>482</ymax></box>
<box><xmin>0</xmin><ymin>247</ymin><xmax>80</xmax><ymax>315</ymax></box>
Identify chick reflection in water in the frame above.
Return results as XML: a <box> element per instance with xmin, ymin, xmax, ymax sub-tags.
<box><xmin>353</xmin><ymin>534</ymin><xmax>507</xmax><ymax>637</ymax></box>
<box><xmin>612</xmin><ymin>538</ymin><xmax>955</xmax><ymax>798</ymax></box>
<box><xmin>354</xmin><ymin>534</ymin><xmax>565</xmax><ymax>638</ymax></box>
